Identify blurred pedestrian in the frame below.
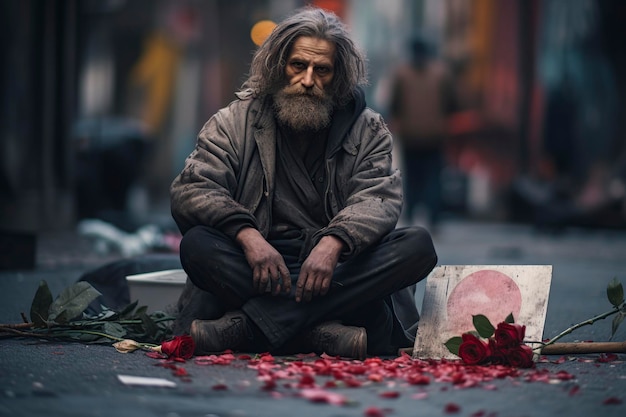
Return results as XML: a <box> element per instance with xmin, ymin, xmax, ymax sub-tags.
<box><xmin>170</xmin><ymin>7</ymin><xmax>437</xmax><ymax>359</ymax></box>
<box><xmin>389</xmin><ymin>36</ymin><xmax>457</xmax><ymax>229</ymax></box>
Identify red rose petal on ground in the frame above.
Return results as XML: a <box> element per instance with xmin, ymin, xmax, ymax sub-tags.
<box><xmin>300</xmin><ymin>388</ymin><xmax>348</xmax><ymax>405</ymax></box>
<box><xmin>212</xmin><ymin>383</ymin><xmax>228</xmax><ymax>390</ymax></box>
<box><xmin>145</xmin><ymin>351</ymin><xmax>167</xmax><ymax>359</ymax></box>
<box><xmin>555</xmin><ymin>370</ymin><xmax>575</xmax><ymax>381</ymax></box>
<box><xmin>344</xmin><ymin>378</ymin><xmax>363</xmax><ymax>388</ymax></box>
<box><xmin>379</xmin><ymin>390</ymin><xmax>400</xmax><ymax>399</ymax></box>
<box><xmin>568</xmin><ymin>385</ymin><xmax>581</xmax><ymax>396</ymax></box>
<box><xmin>173</xmin><ymin>367</ymin><xmax>188</xmax><ymax>377</ymax></box>
<box><xmin>407</xmin><ymin>374</ymin><xmax>430</xmax><ymax>385</ymax></box>
<box><xmin>368</xmin><ymin>373</ymin><xmax>383</xmax><ymax>382</ymax></box>
<box><xmin>298</xmin><ymin>374</ymin><xmax>316</xmax><ymax>388</ymax></box>
<box><xmin>155</xmin><ymin>362</ymin><xmax>177</xmax><ymax>370</ymax></box>
<box><xmin>603</xmin><ymin>397</ymin><xmax>623</xmax><ymax>405</ymax></box>
<box><xmin>364</xmin><ymin>406</ymin><xmax>386</xmax><ymax>417</ymax></box>
<box><xmin>445</xmin><ymin>403</ymin><xmax>461</xmax><ymax>413</ymax></box>
<box><xmin>596</xmin><ymin>353</ymin><xmax>619</xmax><ymax>363</ymax></box>
<box><xmin>348</xmin><ymin>364</ymin><xmax>368</xmax><ymax>375</ymax></box>
<box><xmin>261</xmin><ymin>379</ymin><xmax>277</xmax><ymax>391</ymax></box>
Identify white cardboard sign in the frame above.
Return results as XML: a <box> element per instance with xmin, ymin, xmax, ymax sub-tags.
<box><xmin>413</xmin><ymin>265</ymin><xmax>553</xmax><ymax>359</ymax></box>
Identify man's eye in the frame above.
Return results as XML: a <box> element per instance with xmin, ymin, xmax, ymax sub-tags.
<box><xmin>316</xmin><ymin>67</ymin><xmax>330</xmax><ymax>75</ymax></box>
<box><xmin>291</xmin><ymin>62</ymin><xmax>305</xmax><ymax>70</ymax></box>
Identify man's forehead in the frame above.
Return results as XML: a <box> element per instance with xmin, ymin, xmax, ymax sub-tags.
<box><xmin>289</xmin><ymin>36</ymin><xmax>336</xmax><ymax>61</ymax></box>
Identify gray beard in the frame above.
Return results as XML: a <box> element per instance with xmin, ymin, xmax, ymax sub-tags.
<box><xmin>273</xmin><ymin>89</ymin><xmax>334</xmax><ymax>132</ymax></box>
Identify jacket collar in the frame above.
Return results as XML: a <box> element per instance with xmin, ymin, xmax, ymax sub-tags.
<box><xmin>327</xmin><ymin>87</ymin><xmax>366</xmax><ymax>157</ymax></box>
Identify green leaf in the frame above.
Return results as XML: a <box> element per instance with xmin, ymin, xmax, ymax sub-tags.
<box><xmin>140</xmin><ymin>312</ymin><xmax>158</xmax><ymax>340</ymax></box>
<box><xmin>473</xmin><ymin>314</ymin><xmax>495</xmax><ymax>338</ymax></box>
<box><xmin>103</xmin><ymin>322</ymin><xmax>127</xmax><ymax>339</ymax></box>
<box><xmin>48</xmin><ymin>282</ymin><xmax>102</xmax><ymax>323</ymax></box>
<box><xmin>53</xmin><ymin>310</ymin><xmax>69</xmax><ymax>324</ymax></box>
<box><xmin>134</xmin><ymin>305</ymin><xmax>148</xmax><ymax>317</ymax></box>
<box><xmin>607</xmin><ymin>278</ymin><xmax>624</xmax><ymax>308</ymax></box>
<box><xmin>444</xmin><ymin>336</ymin><xmax>463</xmax><ymax>356</ymax></box>
<box><xmin>118</xmin><ymin>300</ymin><xmax>139</xmax><ymax>319</ymax></box>
<box><xmin>610</xmin><ymin>311</ymin><xmax>626</xmax><ymax>341</ymax></box>
<box><xmin>30</xmin><ymin>280</ymin><xmax>53</xmax><ymax>327</ymax></box>
<box><xmin>504</xmin><ymin>313</ymin><xmax>515</xmax><ymax>324</ymax></box>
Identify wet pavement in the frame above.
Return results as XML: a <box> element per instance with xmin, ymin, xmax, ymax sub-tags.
<box><xmin>1</xmin><ymin>219</ymin><xmax>625</xmax><ymax>417</ymax></box>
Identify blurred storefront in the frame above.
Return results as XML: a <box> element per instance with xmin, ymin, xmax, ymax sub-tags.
<box><xmin>1</xmin><ymin>0</ymin><xmax>625</xmax><ymax>241</ymax></box>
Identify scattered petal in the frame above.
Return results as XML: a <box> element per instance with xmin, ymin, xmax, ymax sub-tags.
<box><xmin>172</xmin><ymin>367</ymin><xmax>189</xmax><ymax>377</ymax></box>
<box><xmin>300</xmin><ymin>388</ymin><xmax>348</xmax><ymax>405</ymax></box>
<box><xmin>379</xmin><ymin>390</ymin><xmax>400</xmax><ymax>399</ymax></box>
<box><xmin>407</xmin><ymin>374</ymin><xmax>430</xmax><ymax>385</ymax></box>
<box><xmin>554</xmin><ymin>370</ymin><xmax>575</xmax><ymax>381</ymax></box>
<box><xmin>145</xmin><ymin>351</ymin><xmax>167</xmax><ymax>360</ymax></box>
<box><xmin>603</xmin><ymin>397</ymin><xmax>622</xmax><ymax>405</ymax></box>
<box><xmin>364</xmin><ymin>406</ymin><xmax>386</xmax><ymax>417</ymax></box>
<box><xmin>597</xmin><ymin>354</ymin><xmax>619</xmax><ymax>363</ymax></box>
<box><xmin>368</xmin><ymin>373</ymin><xmax>383</xmax><ymax>382</ymax></box>
<box><xmin>344</xmin><ymin>378</ymin><xmax>363</xmax><ymax>388</ymax></box>
<box><xmin>445</xmin><ymin>403</ymin><xmax>461</xmax><ymax>413</ymax></box>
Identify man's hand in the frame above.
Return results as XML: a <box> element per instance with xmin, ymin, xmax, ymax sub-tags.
<box><xmin>295</xmin><ymin>235</ymin><xmax>345</xmax><ymax>302</ymax></box>
<box><xmin>236</xmin><ymin>227</ymin><xmax>291</xmax><ymax>295</ymax></box>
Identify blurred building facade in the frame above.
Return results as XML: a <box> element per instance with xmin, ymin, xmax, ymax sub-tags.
<box><xmin>2</xmin><ymin>0</ymin><xmax>625</xmax><ymax>235</ymax></box>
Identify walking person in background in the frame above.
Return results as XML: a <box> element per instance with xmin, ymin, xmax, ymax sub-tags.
<box><xmin>169</xmin><ymin>7</ymin><xmax>437</xmax><ymax>359</ymax></box>
<box><xmin>389</xmin><ymin>36</ymin><xmax>457</xmax><ymax>230</ymax></box>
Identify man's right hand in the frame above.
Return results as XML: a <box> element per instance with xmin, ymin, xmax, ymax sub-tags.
<box><xmin>235</xmin><ymin>227</ymin><xmax>291</xmax><ymax>295</ymax></box>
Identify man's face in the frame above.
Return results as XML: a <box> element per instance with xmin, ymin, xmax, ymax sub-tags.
<box><xmin>273</xmin><ymin>36</ymin><xmax>336</xmax><ymax>132</ymax></box>
<box><xmin>285</xmin><ymin>36</ymin><xmax>335</xmax><ymax>91</ymax></box>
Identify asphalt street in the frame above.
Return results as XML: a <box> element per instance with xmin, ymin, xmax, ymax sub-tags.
<box><xmin>1</xmin><ymin>219</ymin><xmax>625</xmax><ymax>417</ymax></box>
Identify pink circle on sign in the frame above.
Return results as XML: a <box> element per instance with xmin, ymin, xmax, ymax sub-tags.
<box><xmin>446</xmin><ymin>269</ymin><xmax>522</xmax><ymax>335</ymax></box>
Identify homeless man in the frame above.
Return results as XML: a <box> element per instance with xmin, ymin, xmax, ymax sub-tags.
<box><xmin>170</xmin><ymin>7</ymin><xmax>438</xmax><ymax>359</ymax></box>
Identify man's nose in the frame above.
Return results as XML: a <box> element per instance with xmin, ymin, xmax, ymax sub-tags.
<box><xmin>301</xmin><ymin>67</ymin><xmax>314</xmax><ymax>88</ymax></box>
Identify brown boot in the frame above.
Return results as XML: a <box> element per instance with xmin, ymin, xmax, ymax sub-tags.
<box><xmin>304</xmin><ymin>322</ymin><xmax>367</xmax><ymax>360</ymax></box>
<box><xmin>190</xmin><ymin>310</ymin><xmax>254</xmax><ymax>354</ymax></box>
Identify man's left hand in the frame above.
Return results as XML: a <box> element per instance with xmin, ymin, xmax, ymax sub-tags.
<box><xmin>295</xmin><ymin>235</ymin><xmax>344</xmax><ymax>302</ymax></box>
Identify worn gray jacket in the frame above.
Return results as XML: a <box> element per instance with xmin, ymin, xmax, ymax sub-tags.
<box><xmin>171</xmin><ymin>88</ymin><xmax>402</xmax><ymax>259</ymax></box>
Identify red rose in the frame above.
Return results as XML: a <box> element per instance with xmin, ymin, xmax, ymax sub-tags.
<box><xmin>159</xmin><ymin>335</ymin><xmax>195</xmax><ymax>359</ymax></box>
<box><xmin>494</xmin><ymin>322</ymin><xmax>526</xmax><ymax>348</ymax></box>
<box><xmin>505</xmin><ymin>344</ymin><xmax>534</xmax><ymax>368</ymax></box>
<box><xmin>458</xmin><ymin>333</ymin><xmax>492</xmax><ymax>365</ymax></box>
<box><xmin>487</xmin><ymin>338</ymin><xmax>508</xmax><ymax>365</ymax></box>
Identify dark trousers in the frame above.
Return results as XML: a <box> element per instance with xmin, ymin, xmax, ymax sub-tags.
<box><xmin>179</xmin><ymin>226</ymin><xmax>437</xmax><ymax>354</ymax></box>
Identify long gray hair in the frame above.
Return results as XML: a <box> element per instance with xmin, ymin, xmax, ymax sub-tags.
<box><xmin>241</xmin><ymin>7</ymin><xmax>368</xmax><ymax>106</ymax></box>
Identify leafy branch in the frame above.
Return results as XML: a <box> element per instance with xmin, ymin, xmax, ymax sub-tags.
<box><xmin>0</xmin><ymin>280</ymin><xmax>174</xmax><ymax>344</ymax></box>
<box><xmin>540</xmin><ymin>277</ymin><xmax>625</xmax><ymax>349</ymax></box>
